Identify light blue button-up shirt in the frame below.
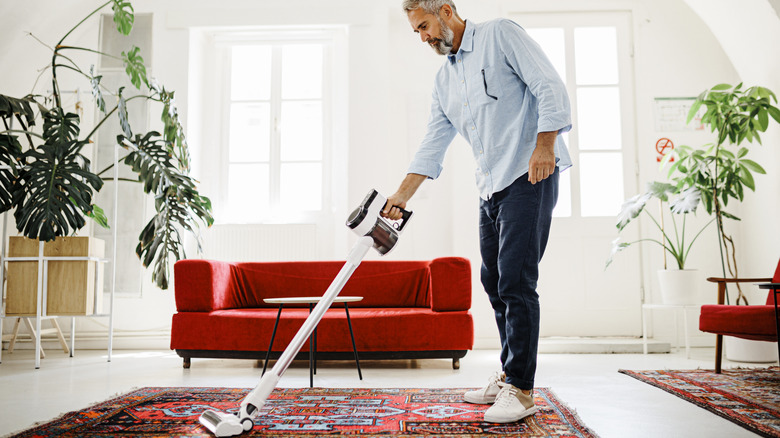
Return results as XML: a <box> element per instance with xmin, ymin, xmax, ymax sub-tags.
<box><xmin>408</xmin><ymin>18</ymin><xmax>573</xmax><ymax>200</ymax></box>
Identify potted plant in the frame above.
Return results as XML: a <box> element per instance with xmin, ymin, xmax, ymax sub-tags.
<box><xmin>607</xmin><ymin>182</ymin><xmax>715</xmax><ymax>304</ymax></box>
<box><xmin>664</xmin><ymin>83</ymin><xmax>779</xmax><ymax>362</ymax></box>
<box><xmin>0</xmin><ymin>0</ymin><xmax>213</xmax><ymax>290</ymax></box>
<box><xmin>663</xmin><ymin>83</ymin><xmax>779</xmax><ymax>305</ymax></box>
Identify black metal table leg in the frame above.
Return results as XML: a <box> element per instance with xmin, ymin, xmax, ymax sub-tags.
<box><xmin>309</xmin><ymin>303</ymin><xmax>315</xmax><ymax>387</ymax></box>
<box><xmin>344</xmin><ymin>302</ymin><xmax>362</xmax><ymax>380</ymax></box>
<box><xmin>262</xmin><ymin>304</ymin><xmax>284</xmax><ymax>376</ymax></box>
<box><xmin>759</xmin><ymin>282</ymin><xmax>780</xmax><ymax>364</ymax></box>
<box><xmin>773</xmin><ymin>286</ymin><xmax>779</xmax><ymax>363</ymax></box>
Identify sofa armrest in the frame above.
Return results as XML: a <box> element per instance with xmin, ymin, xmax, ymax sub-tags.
<box><xmin>174</xmin><ymin>259</ymin><xmax>235</xmax><ymax>312</ymax></box>
<box><xmin>429</xmin><ymin>257</ymin><xmax>472</xmax><ymax>311</ymax></box>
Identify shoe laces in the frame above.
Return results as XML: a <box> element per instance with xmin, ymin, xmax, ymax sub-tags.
<box><xmin>488</xmin><ymin>371</ymin><xmax>504</xmax><ymax>386</ymax></box>
<box><xmin>480</xmin><ymin>371</ymin><xmax>504</xmax><ymax>395</ymax></box>
<box><xmin>494</xmin><ymin>381</ymin><xmax>519</xmax><ymax>408</ymax></box>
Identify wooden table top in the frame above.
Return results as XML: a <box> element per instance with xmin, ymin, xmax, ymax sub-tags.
<box><xmin>263</xmin><ymin>296</ymin><xmax>364</xmax><ymax>304</ymax></box>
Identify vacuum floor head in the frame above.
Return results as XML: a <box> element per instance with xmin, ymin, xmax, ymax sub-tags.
<box><xmin>199</xmin><ymin>410</ymin><xmax>251</xmax><ymax>437</ymax></box>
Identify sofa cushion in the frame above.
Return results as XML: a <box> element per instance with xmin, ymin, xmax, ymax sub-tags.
<box><xmin>170</xmin><ymin>307</ymin><xmax>473</xmax><ymax>352</ymax></box>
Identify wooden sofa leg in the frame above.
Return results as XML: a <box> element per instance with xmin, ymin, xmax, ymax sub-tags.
<box><xmin>715</xmin><ymin>334</ymin><xmax>722</xmax><ymax>374</ymax></box>
<box><xmin>452</xmin><ymin>358</ymin><xmax>460</xmax><ymax>370</ymax></box>
<box><xmin>183</xmin><ymin>357</ymin><xmax>191</xmax><ymax>369</ymax></box>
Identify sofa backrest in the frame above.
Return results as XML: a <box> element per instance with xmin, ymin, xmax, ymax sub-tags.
<box><xmin>229</xmin><ymin>261</ymin><xmax>432</xmax><ymax>308</ymax></box>
<box><xmin>174</xmin><ymin>257</ymin><xmax>471</xmax><ymax>312</ymax></box>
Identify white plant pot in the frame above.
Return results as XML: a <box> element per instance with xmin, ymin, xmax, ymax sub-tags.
<box><xmin>657</xmin><ymin>269</ymin><xmax>700</xmax><ymax>305</ymax></box>
<box><xmin>724</xmin><ymin>336</ymin><xmax>779</xmax><ymax>363</ymax></box>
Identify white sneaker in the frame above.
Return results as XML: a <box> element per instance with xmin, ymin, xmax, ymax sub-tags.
<box><xmin>463</xmin><ymin>371</ymin><xmax>505</xmax><ymax>404</ymax></box>
<box><xmin>483</xmin><ymin>382</ymin><xmax>538</xmax><ymax>423</ymax></box>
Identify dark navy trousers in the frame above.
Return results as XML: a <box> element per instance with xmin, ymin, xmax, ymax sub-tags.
<box><xmin>478</xmin><ymin>168</ymin><xmax>558</xmax><ymax>390</ymax></box>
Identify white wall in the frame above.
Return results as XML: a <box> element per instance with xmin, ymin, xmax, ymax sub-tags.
<box><xmin>684</xmin><ymin>0</ymin><xmax>780</xmax><ymax>282</ymax></box>
<box><xmin>1</xmin><ymin>0</ymin><xmax>776</xmax><ymax>350</ymax></box>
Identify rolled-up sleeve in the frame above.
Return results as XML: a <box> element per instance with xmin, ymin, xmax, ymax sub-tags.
<box><xmin>496</xmin><ymin>19</ymin><xmax>572</xmax><ymax>135</ymax></box>
<box><xmin>407</xmin><ymin>85</ymin><xmax>457</xmax><ymax>179</ymax></box>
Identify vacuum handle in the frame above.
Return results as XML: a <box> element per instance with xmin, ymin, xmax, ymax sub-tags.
<box><xmin>393</xmin><ymin>206</ymin><xmax>412</xmax><ymax>232</ymax></box>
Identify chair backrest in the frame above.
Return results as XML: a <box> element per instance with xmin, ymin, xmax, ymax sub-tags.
<box><xmin>766</xmin><ymin>258</ymin><xmax>780</xmax><ymax>305</ymax></box>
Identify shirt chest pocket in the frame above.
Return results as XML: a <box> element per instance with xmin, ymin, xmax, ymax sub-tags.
<box><xmin>467</xmin><ymin>65</ymin><xmax>503</xmax><ymax>106</ymax></box>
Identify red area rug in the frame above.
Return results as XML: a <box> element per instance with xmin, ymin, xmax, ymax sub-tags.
<box><xmin>619</xmin><ymin>367</ymin><xmax>780</xmax><ymax>438</ymax></box>
<box><xmin>8</xmin><ymin>387</ymin><xmax>598</xmax><ymax>437</ymax></box>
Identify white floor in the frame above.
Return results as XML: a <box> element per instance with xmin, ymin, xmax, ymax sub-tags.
<box><xmin>0</xmin><ymin>347</ymin><xmax>775</xmax><ymax>437</ymax></box>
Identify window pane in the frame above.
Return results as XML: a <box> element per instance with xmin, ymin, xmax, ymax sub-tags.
<box><xmin>525</xmin><ymin>28</ymin><xmax>566</xmax><ymax>85</ymax></box>
<box><xmin>231</xmin><ymin>45</ymin><xmax>272</xmax><ymax>101</ymax></box>
<box><xmin>574</xmin><ymin>27</ymin><xmax>618</xmax><ymax>85</ymax></box>
<box><xmin>229</xmin><ymin>103</ymin><xmax>270</xmax><ymax>162</ymax></box>
<box><xmin>282</xmin><ymin>44</ymin><xmax>323</xmax><ymax>99</ymax></box>
<box><xmin>280</xmin><ymin>101</ymin><xmax>323</xmax><ymax>161</ymax></box>
<box><xmin>280</xmin><ymin>163</ymin><xmax>322</xmax><ymax>211</ymax></box>
<box><xmin>227</xmin><ymin>163</ymin><xmax>269</xmax><ymax>222</ymax></box>
<box><xmin>577</xmin><ymin>87</ymin><xmax>622</xmax><ymax>150</ymax></box>
<box><xmin>580</xmin><ymin>152</ymin><xmax>624</xmax><ymax>217</ymax></box>
<box><xmin>553</xmin><ymin>168</ymin><xmax>572</xmax><ymax>218</ymax></box>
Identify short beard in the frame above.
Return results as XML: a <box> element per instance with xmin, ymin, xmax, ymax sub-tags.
<box><xmin>429</xmin><ymin>16</ymin><xmax>455</xmax><ymax>55</ymax></box>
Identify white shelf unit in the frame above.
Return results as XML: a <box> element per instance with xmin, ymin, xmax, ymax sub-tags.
<box><xmin>0</xmin><ymin>92</ymin><xmax>121</xmax><ymax>368</ymax></box>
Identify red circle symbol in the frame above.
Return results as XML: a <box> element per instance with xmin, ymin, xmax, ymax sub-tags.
<box><xmin>656</xmin><ymin>138</ymin><xmax>674</xmax><ymax>162</ymax></box>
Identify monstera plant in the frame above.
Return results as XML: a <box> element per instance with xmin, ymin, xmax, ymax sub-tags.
<box><xmin>0</xmin><ymin>0</ymin><xmax>213</xmax><ymax>289</ymax></box>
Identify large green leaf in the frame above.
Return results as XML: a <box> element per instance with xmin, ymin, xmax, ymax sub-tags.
<box><xmin>121</xmin><ymin>46</ymin><xmax>148</xmax><ymax>89</ymax></box>
<box><xmin>0</xmin><ymin>134</ymin><xmax>23</xmax><ymax>212</ymax></box>
<box><xmin>0</xmin><ymin>94</ymin><xmax>39</xmax><ymax>127</ymax></box>
<box><xmin>157</xmin><ymin>88</ymin><xmax>191</xmax><ymax>172</ymax></box>
<box><xmin>118</xmin><ymin>131</ymin><xmax>213</xmax><ymax>289</ymax></box>
<box><xmin>616</xmin><ymin>192</ymin><xmax>651</xmax><ymax>231</ymax></box>
<box><xmin>43</xmin><ymin>108</ymin><xmax>80</xmax><ymax>145</ymax></box>
<box><xmin>12</xmin><ymin>109</ymin><xmax>103</xmax><ymax>241</ymax></box>
<box><xmin>90</xmin><ymin>65</ymin><xmax>106</xmax><ymax>113</ymax></box>
<box><xmin>669</xmin><ymin>186</ymin><xmax>701</xmax><ymax>214</ymax></box>
<box><xmin>117</xmin><ymin>87</ymin><xmax>133</xmax><ymax>138</ymax></box>
<box><xmin>111</xmin><ymin>0</ymin><xmax>134</xmax><ymax>36</ymax></box>
<box><xmin>12</xmin><ymin>140</ymin><xmax>103</xmax><ymax>241</ymax></box>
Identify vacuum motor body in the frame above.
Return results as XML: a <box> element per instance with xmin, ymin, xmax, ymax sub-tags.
<box><xmin>346</xmin><ymin>189</ymin><xmax>412</xmax><ymax>255</ymax></box>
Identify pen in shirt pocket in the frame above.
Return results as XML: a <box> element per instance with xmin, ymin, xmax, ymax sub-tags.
<box><xmin>481</xmin><ymin>69</ymin><xmax>498</xmax><ymax>100</ymax></box>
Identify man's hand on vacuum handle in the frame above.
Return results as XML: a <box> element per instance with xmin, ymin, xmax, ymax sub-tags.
<box><xmin>383</xmin><ymin>173</ymin><xmax>427</xmax><ymax>221</ymax></box>
<box><xmin>528</xmin><ymin>131</ymin><xmax>558</xmax><ymax>185</ymax></box>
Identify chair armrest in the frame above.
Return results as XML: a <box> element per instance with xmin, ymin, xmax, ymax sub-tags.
<box><xmin>706</xmin><ymin>277</ymin><xmax>773</xmax><ymax>305</ymax></box>
<box><xmin>174</xmin><ymin>259</ymin><xmax>236</xmax><ymax>312</ymax></box>
<box><xmin>758</xmin><ymin>283</ymin><xmax>780</xmax><ymax>290</ymax></box>
<box><xmin>706</xmin><ymin>277</ymin><xmax>772</xmax><ymax>283</ymax></box>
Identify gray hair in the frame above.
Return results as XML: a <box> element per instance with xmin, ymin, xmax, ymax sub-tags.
<box><xmin>402</xmin><ymin>0</ymin><xmax>458</xmax><ymax>15</ymax></box>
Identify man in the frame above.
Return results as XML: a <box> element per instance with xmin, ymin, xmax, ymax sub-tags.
<box><xmin>383</xmin><ymin>0</ymin><xmax>572</xmax><ymax>424</ymax></box>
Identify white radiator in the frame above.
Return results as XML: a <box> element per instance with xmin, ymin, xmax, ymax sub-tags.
<box><xmin>200</xmin><ymin>224</ymin><xmax>318</xmax><ymax>262</ymax></box>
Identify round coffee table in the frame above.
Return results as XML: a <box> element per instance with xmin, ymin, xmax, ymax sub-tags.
<box><xmin>262</xmin><ymin>296</ymin><xmax>363</xmax><ymax>387</ymax></box>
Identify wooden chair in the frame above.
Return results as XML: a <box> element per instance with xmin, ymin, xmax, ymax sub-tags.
<box><xmin>699</xmin><ymin>258</ymin><xmax>780</xmax><ymax>373</ymax></box>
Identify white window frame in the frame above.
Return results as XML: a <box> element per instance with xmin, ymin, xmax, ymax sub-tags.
<box><xmin>214</xmin><ymin>30</ymin><xmax>338</xmax><ymax>225</ymax></box>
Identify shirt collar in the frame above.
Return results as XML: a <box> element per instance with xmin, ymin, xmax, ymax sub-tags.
<box><xmin>448</xmin><ymin>19</ymin><xmax>475</xmax><ymax>63</ymax></box>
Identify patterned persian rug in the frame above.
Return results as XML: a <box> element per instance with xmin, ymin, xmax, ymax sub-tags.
<box><xmin>8</xmin><ymin>387</ymin><xmax>598</xmax><ymax>437</ymax></box>
<box><xmin>619</xmin><ymin>367</ymin><xmax>780</xmax><ymax>438</ymax></box>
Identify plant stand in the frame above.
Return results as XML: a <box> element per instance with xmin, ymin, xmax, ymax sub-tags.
<box><xmin>0</xmin><ymin>120</ymin><xmax>120</xmax><ymax>368</ymax></box>
<box><xmin>3</xmin><ymin>316</ymin><xmax>70</xmax><ymax>358</ymax></box>
<box><xmin>642</xmin><ymin>303</ymin><xmax>699</xmax><ymax>358</ymax></box>
<box><xmin>0</xmin><ymin>237</ymin><xmax>109</xmax><ymax>368</ymax></box>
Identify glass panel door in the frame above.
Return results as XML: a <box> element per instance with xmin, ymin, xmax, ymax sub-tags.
<box><xmin>518</xmin><ymin>11</ymin><xmax>642</xmax><ymax>336</ymax></box>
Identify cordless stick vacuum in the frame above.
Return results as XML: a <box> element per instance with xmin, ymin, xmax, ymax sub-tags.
<box><xmin>199</xmin><ymin>189</ymin><xmax>412</xmax><ymax>437</ymax></box>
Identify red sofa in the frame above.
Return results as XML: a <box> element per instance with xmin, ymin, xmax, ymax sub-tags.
<box><xmin>171</xmin><ymin>257</ymin><xmax>474</xmax><ymax>369</ymax></box>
